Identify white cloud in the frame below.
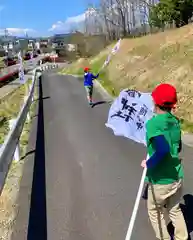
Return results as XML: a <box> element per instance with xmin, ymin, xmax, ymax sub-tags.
<box><xmin>48</xmin><ymin>14</ymin><xmax>85</xmax><ymax>33</ymax></box>
<box><xmin>65</xmin><ymin>13</ymin><xmax>86</xmax><ymax>24</ymax></box>
<box><xmin>0</xmin><ymin>28</ymin><xmax>35</xmax><ymax>36</ymax></box>
<box><xmin>49</xmin><ymin>9</ymin><xmax>97</xmax><ymax>33</ymax></box>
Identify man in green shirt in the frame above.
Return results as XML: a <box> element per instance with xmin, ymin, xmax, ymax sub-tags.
<box><xmin>141</xmin><ymin>83</ymin><xmax>188</xmax><ymax>240</ymax></box>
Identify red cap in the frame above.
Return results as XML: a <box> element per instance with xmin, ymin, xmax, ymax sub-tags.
<box><xmin>152</xmin><ymin>83</ymin><xmax>177</xmax><ymax>108</ymax></box>
<box><xmin>84</xmin><ymin>67</ymin><xmax>90</xmax><ymax>72</ymax></box>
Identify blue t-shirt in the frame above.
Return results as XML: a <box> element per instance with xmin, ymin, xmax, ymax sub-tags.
<box><xmin>84</xmin><ymin>72</ymin><xmax>99</xmax><ymax>86</ymax></box>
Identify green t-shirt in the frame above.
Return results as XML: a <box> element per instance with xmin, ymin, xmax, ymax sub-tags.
<box><xmin>145</xmin><ymin>112</ymin><xmax>184</xmax><ymax>185</ymax></box>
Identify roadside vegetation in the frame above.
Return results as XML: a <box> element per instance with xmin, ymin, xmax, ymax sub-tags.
<box><xmin>61</xmin><ymin>24</ymin><xmax>193</xmax><ymax>132</ymax></box>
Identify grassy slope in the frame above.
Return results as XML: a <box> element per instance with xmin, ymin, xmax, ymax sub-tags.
<box><xmin>61</xmin><ymin>24</ymin><xmax>193</xmax><ymax>132</ymax></box>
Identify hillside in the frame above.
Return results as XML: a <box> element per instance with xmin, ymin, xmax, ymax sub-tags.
<box><xmin>61</xmin><ymin>24</ymin><xmax>193</xmax><ymax>132</ymax></box>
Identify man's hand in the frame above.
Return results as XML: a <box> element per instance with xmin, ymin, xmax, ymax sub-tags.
<box><xmin>141</xmin><ymin>159</ymin><xmax>147</xmax><ymax>168</ymax></box>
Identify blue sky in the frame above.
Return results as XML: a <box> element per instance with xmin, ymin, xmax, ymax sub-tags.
<box><xmin>0</xmin><ymin>0</ymin><xmax>99</xmax><ymax>37</ymax></box>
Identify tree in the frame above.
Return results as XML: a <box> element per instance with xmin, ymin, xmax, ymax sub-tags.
<box><xmin>149</xmin><ymin>0</ymin><xmax>193</xmax><ymax>29</ymax></box>
<box><xmin>174</xmin><ymin>0</ymin><xmax>193</xmax><ymax>27</ymax></box>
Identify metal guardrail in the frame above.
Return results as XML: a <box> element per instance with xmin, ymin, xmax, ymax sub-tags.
<box><xmin>0</xmin><ymin>68</ymin><xmax>37</xmax><ymax>193</ymax></box>
<box><xmin>0</xmin><ymin>63</ymin><xmax>58</xmax><ymax>194</ymax></box>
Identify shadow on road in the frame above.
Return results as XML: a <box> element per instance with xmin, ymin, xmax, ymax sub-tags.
<box><xmin>142</xmin><ymin>186</ymin><xmax>193</xmax><ymax>239</ymax></box>
<box><xmin>20</xmin><ymin>150</ymin><xmax>36</xmax><ymax>161</ymax></box>
<box><xmin>33</xmin><ymin>96</ymin><xmax>50</xmax><ymax>102</ymax></box>
<box><xmin>91</xmin><ymin>100</ymin><xmax>111</xmax><ymax>108</ymax></box>
<box><xmin>27</xmin><ymin>75</ymin><xmax>47</xmax><ymax>240</ymax></box>
<box><xmin>181</xmin><ymin>194</ymin><xmax>193</xmax><ymax>239</ymax></box>
<box><xmin>167</xmin><ymin>194</ymin><xmax>193</xmax><ymax>240</ymax></box>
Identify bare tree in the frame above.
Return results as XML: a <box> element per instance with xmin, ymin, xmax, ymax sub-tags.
<box><xmin>84</xmin><ymin>0</ymin><xmax>158</xmax><ymax>39</ymax></box>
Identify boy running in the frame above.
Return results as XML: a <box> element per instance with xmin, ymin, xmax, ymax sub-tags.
<box><xmin>84</xmin><ymin>67</ymin><xmax>99</xmax><ymax>105</ymax></box>
<box><xmin>141</xmin><ymin>83</ymin><xmax>188</xmax><ymax>240</ymax></box>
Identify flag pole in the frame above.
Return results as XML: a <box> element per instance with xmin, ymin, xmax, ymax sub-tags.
<box><xmin>98</xmin><ymin>38</ymin><xmax>121</xmax><ymax>74</ymax></box>
<box><xmin>125</xmin><ymin>155</ymin><xmax>148</xmax><ymax>240</ymax></box>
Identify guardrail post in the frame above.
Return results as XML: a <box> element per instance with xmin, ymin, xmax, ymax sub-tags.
<box><xmin>9</xmin><ymin>119</ymin><xmax>20</xmax><ymax>162</ymax></box>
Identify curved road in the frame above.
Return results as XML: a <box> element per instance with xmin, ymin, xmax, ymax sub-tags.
<box><xmin>12</xmin><ymin>72</ymin><xmax>193</xmax><ymax>240</ymax></box>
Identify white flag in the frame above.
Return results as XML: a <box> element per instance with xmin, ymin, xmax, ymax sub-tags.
<box><xmin>100</xmin><ymin>39</ymin><xmax>121</xmax><ymax>72</ymax></box>
<box><xmin>18</xmin><ymin>51</ymin><xmax>25</xmax><ymax>83</ymax></box>
<box><xmin>111</xmin><ymin>39</ymin><xmax>121</xmax><ymax>54</ymax></box>
<box><xmin>105</xmin><ymin>89</ymin><xmax>154</xmax><ymax>145</ymax></box>
<box><xmin>102</xmin><ymin>54</ymin><xmax>111</xmax><ymax>69</ymax></box>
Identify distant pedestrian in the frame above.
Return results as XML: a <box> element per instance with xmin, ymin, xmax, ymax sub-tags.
<box><xmin>83</xmin><ymin>67</ymin><xmax>99</xmax><ymax>105</ymax></box>
<box><xmin>141</xmin><ymin>83</ymin><xmax>188</xmax><ymax>240</ymax></box>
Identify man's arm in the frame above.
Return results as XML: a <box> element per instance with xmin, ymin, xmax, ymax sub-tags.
<box><xmin>91</xmin><ymin>73</ymin><xmax>99</xmax><ymax>79</ymax></box>
<box><xmin>146</xmin><ymin>135</ymin><xmax>170</xmax><ymax>168</ymax></box>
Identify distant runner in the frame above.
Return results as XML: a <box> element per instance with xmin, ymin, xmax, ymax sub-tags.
<box><xmin>141</xmin><ymin>83</ymin><xmax>188</xmax><ymax>240</ymax></box>
<box><xmin>84</xmin><ymin>67</ymin><xmax>99</xmax><ymax>105</ymax></box>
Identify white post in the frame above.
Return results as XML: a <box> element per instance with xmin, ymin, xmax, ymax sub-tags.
<box><xmin>9</xmin><ymin>119</ymin><xmax>20</xmax><ymax>162</ymax></box>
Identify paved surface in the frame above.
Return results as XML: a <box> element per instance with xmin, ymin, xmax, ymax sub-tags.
<box><xmin>12</xmin><ymin>73</ymin><xmax>193</xmax><ymax>240</ymax></box>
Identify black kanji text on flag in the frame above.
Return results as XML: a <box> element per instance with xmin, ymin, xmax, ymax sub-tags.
<box><xmin>126</xmin><ymin>90</ymin><xmax>141</xmax><ymax>98</ymax></box>
<box><xmin>111</xmin><ymin>97</ymin><xmax>137</xmax><ymax>122</ymax></box>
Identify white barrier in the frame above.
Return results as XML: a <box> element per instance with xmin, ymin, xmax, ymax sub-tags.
<box><xmin>0</xmin><ymin>67</ymin><xmax>42</xmax><ymax>193</ymax></box>
<box><xmin>39</xmin><ymin>63</ymin><xmax>58</xmax><ymax>71</ymax></box>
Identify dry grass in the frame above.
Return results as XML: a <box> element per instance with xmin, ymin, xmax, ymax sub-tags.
<box><xmin>0</xmin><ymin>81</ymin><xmax>32</xmax><ymax>144</ymax></box>
<box><xmin>62</xmin><ymin>24</ymin><xmax>193</xmax><ymax>132</ymax></box>
<box><xmin>0</xmin><ymin>58</ymin><xmax>5</xmax><ymax>70</ymax></box>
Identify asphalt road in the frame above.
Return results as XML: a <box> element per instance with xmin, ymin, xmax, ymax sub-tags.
<box><xmin>12</xmin><ymin>73</ymin><xmax>193</xmax><ymax>240</ymax></box>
